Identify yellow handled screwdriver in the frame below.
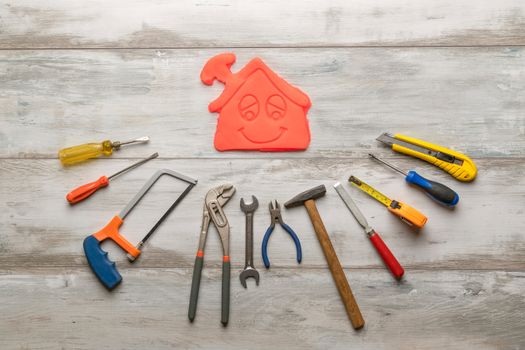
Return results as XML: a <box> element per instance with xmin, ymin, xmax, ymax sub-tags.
<box><xmin>58</xmin><ymin>136</ymin><xmax>150</xmax><ymax>165</ymax></box>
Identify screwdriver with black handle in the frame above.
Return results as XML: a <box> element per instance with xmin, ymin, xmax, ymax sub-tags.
<box><xmin>369</xmin><ymin>153</ymin><xmax>459</xmax><ymax>207</ymax></box>
<box><xmin>66</xmin><ymin>153</ymin><xmax>158</xmax><ymax>204</ymax></box>
<box><xmin>58</xmin><ymin>136</ymin><xmax>150</xmax><ymax>165</ymax></box>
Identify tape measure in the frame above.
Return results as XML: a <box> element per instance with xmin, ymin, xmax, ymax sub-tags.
<box><xmin>348</xmin><ymin>175</ymin><xmax>428</xmax><ymax>228</ymax></box>
<box><xmin>348</xmin><ymin>176</ymin><xmax>393</xmax><ymax>207</ymax></box>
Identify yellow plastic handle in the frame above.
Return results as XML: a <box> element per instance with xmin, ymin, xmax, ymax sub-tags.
<box><xmin>58</xmin><ymin>140</ymin><xmax>113</xmax><ymax>165</ymax></box>
<box><xmin>393</xmin><ymin>134</ymin><xmax>477</xmax><ymax>182</ymax></box>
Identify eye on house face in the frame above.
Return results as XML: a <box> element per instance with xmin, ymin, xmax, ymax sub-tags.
<box><xmin>239</xmin><ymin>94</ymin><xmax>259</xmax><ymax>121</ymax></box>
<box><xmin>266</xmin><ymin>95</ymin><xmax>286</xmax><ymax>120</ymax></box>
<box><xmin>239</xmin><ymin>94</ymin><xmax>287</xmax><ymax>121</ymax></box>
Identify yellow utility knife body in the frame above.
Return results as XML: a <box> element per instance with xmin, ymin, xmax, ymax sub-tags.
<box><xmin>376</xmin><ymin>133</ymin><xmax>477</xmax><ymax>182</ymax></box>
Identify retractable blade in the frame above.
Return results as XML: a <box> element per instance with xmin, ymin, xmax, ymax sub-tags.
<box><xmin>376</xmin><ymin>133</ymin><xmax>463</xmax><ymax>165</ymax></box>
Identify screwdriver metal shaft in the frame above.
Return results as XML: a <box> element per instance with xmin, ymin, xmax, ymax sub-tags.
<box><xmin>369</xmin><ymin>154</ymin><xmax>407</xmax><ymax>175</ymax></box>
<box><xmin>369</xmin><ymin>153</ymin><xmax>459</xmax><ymax>207</ymax></box>
<box><xmin>108</xmin><ymin>152</ymin><xmax>158</xmax><ymax>180</ymax></box>
<box><xmin>112</xmin><ymin>136</ymin><xmax>150</xmax><ymax>149</ymax></box>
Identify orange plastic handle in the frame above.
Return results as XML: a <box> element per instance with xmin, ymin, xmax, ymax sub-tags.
<box><xmin>92</xmin><ymin>216</ymin><xmax>141</xmax><ymax>258</ymax></box>
<box><xmin>66</xmin><ymin>176</ymin><xmax>109</xmax><ymax>204</ymax></box>
<box><xmin>387</xmin><ymin>201</ymin><xmax>428</xmax><ymax>228</ymax></box>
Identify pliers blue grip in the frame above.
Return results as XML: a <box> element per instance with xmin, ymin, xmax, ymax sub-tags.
<box><xmin>261</xmin><ymin>201</ymin><xmax>302</xmax><ymax>268</ymax></box>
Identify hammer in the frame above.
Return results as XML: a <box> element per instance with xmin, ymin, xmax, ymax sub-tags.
<box><xmin>285</xmin><ymin>185</ymin><xmax>365</xmax><ymax>330</ymax></box>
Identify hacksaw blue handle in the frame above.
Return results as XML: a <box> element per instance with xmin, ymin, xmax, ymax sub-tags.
<box><xmin>83</xmin><ymin>235</ymin><xmax>122</xmax><ymax>290</ymax></box>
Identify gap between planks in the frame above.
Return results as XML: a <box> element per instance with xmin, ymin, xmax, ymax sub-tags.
<box><xmin>2</xmin><ymin>45</ymin><xmax>525</xmax><ymax>51</ymax></box>
<box><xmin>2</xmin><ymin>266</ymin><xmax>524</xmax><ymax>274</ymax></box>
<box><xmin>1</xmin><ymin>156</ymin><xmax>523</xmax><ymax>160</ymax></box>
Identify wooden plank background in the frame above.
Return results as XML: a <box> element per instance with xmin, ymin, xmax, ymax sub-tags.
<box><xmin>0</xmin><ymin>1</ymin><xmax>524</xmax><ymax>349</ymax></box>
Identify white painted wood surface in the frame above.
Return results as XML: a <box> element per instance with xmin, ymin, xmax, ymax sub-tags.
<box><xmin>1</xmin><ymin>158</ymin><xmax>524</xmax><ymax>270</ymax></box>
<box><xmin>1</xmin><ymin>0</ymin><xmax>525</xmax><ymax>48</ymax></box>
<box><xmin>2</xmin><ymin>269</ymin><xmax>524</xmax><ymax>349</ymax></box>
<box><xmin>0</xmin><ymin>1</ymin><xmax>524</xmax><ymax>349</ymax></box>
<box><xmin>1</xmin><ymin>48</ymin><xmax>523</xmax><ymax>158</ymax></box>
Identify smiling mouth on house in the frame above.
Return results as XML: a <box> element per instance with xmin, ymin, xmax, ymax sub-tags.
<box><xmin>238</xmin><ymin>127</ymin><xmax>287</xmax><ymax>144</ymax></box>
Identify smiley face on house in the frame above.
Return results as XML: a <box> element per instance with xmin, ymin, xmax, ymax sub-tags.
<box><xmin>237</xmin><ymin>92</ymin><xmax>288</xmax><ymax>144</ymax></box>
<box><xmin>201</xmin><ymin>53</ymin><xmax>311</xmax><ymax>151</ymax></box>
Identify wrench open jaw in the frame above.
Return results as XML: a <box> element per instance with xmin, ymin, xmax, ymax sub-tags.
<box><xmin>239</xmin><ymin>195</ymin><xmax>260</xmax><ymax>288</ymax></box>
<box><xmin>239</xmin><ymin>267</ymin><xmax>260</xmax><ymax>288</ymax></box>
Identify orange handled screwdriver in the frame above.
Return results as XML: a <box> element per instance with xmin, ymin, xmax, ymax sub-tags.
<box><xmin>66</xmin><ymin>153</ymin><xmax>158</xmax><ymax>204</ymax></box>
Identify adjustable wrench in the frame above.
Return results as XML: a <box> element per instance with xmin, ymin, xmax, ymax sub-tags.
<box><xmin>239</xmin><ymin>196</ymin><xmax>259</xmax><ymax>288</ymax></box>
<box><xmin>188</xmin><ymin>184</ymin><xmax>235</xmax><ymax>326</ymax></box>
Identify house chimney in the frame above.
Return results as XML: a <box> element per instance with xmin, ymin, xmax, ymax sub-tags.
<box><xmin>201</xmin><ymin>53</ymin><xmax>236</xmax><ymax>85</ymax></box>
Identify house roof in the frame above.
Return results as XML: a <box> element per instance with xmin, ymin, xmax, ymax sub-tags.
<box><xmin>208</xmin><ymin>57</ymin><xmax>311</xmax><ymax>112</ymax></box>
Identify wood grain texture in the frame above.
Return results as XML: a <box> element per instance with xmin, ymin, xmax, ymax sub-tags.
<box><xmin>1</xmin><ymin>0</ymin><xmax>525</xmax><ymax>49</ymax></box>
<box><xmin>1</xmin><ymin>268</ymin><xmax>524</xmax><ymax>350</ymax></box>
<box><xmin>1</xmin><ymin>158</ymin><xmax>524</xmax><ymax>271</ymax></box>
<box><xmin>2</xmin><ymin>1</ymin><xmax>525</xmax><ymax>348</ymax></box>
<box><xmin>1</xmin><ymin>48</ymin><xmax>524</xmax><ymax>159</ymax></box>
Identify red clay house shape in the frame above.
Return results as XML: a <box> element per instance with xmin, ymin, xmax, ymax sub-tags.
<box><xmin>201</xmin><ymin>53</ymin><xmax>311</xmax><ymax>151</ymax></box>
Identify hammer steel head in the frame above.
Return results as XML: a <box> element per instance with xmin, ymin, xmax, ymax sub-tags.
<box><xmin>284</xmin><ymin>185</ymin><xmax>327</xmax><ymax>208</ymax></box>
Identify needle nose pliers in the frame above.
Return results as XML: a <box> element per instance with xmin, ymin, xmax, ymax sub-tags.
<box><xmin>261</xmin><ymin>200</ymin><xmax>302</xmax><ymax>268</ymax></box>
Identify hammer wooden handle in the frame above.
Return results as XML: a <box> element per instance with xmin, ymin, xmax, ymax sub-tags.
<box><xmin>304</xmin><ymin>199</ymin><xmax>365</xmax><ymax>329</ymax></box>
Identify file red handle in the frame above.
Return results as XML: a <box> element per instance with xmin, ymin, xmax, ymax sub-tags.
<box><xmin>66</xmin><ymin>176</ymin><xmax>109</xmax><ymax>204</ymax></box>
<box><xmin>369</xmin><ymin>231</ymin><xmax>404</xmax><ymax>279</ymax></box>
